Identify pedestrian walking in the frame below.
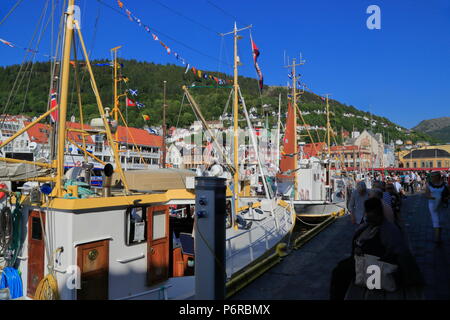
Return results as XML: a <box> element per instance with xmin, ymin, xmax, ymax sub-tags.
<box><xmin>348</xmin><ymin>181</ymin><xmax>369</xmax><ymax>225</ymax></box>
<box><xmin>424</xmin><ymin>171</ymin><xmax>449</xmax><ymax>244</ymax></box>
<box><xmin>330</xmin><ymin>198</ymin><xmax>424</xmax><ymax>300</ymax></box>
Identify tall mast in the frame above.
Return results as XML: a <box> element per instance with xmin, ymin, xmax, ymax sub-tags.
<box><xmin>162</xmin><ymin>80</ymin><xmax>167</xmax><ymax>168</ymax></box>
<box><xmin>325</xmin><ymin>94</ymin><xmax>331</xmax><ymax>158</ymax></box>
<box><xmin>284</xmin><ymin>58</ymin><xmax>304</xmax><ymax>201</ymax></box>
<box><xmin>221</xmin><ymin>22</ymin><xmax>251</xmax><ymax>218</ymax></box>
<box><xmin>55</xmin><ymin>0</ymin><xmax>75</xmax><ymax>196</ymax></box>
<box><xmin>112</xmin><ymin>45</ymin><xmax>122</xmax><ymax>152</ymax></box>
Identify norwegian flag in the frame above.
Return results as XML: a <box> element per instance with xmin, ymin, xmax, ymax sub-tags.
<box><xmin>49</xmin><ymin>89</ymin><xmax>59</xmax><ymax>122</ymax></box>
<box><xmin>250</xmin><ymin>36</ymin><xmax>263</xmax><ymax>91</ymax></box>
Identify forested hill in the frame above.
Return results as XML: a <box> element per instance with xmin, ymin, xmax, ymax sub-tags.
<box><xmin>0</xmin><ymin>59</ymin><xmax>434</xmax><ymax>144</ymax></box>
<box><xmin>413</xmin><ymin>117</ymin><xmax>450</xmax><ymax>143</ymax></box>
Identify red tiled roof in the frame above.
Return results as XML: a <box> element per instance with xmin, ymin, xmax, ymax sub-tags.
<box><xmin>24</xmin><ymin>122</ymin><xmax>50</xmax><ymax>144</ymax></box>
<box><xmin>25</xmin><ymin>121</ymin><xmax>162</xmax><ymax>148</ymax></box>
<box><xmin>116</xmin><ymin>126</ymin><xmax>162</xmax><ymax>147</ymax></box>
<box><xmin>66</xmin><ymin>122</ymin><xmax>95</xmax><ymax>145</ymax></box>
<box><xmin>302</xmin><ymin>142</ymin><xmax>326</xmax><ymax>158</ymax></box>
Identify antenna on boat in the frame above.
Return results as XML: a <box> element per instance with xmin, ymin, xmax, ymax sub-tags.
<box><xmin>220</xmin><ymin>22</ymin><xmax>252</xmax><ymax>228</ymax></box>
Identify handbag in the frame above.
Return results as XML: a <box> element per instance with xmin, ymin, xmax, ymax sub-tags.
<box><xmin>354</xmin><ymin>254</ymin><xmax>398</xmax><ymax>292</ymax></box>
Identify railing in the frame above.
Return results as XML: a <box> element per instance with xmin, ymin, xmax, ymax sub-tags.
<box><xmin>225</xmin><ymin>205</ymin><xmax>291</xmax><ymax>276</ymax></box>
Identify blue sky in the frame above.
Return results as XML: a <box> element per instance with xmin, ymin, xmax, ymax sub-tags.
<box><xmin>1</xmin><ymin>0</ymin><xmax>449</xmax><ymax>128</ymax></box>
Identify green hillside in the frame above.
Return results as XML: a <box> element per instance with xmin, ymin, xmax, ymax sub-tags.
<box><xmin>413</xmin><ymin>117</ymin><xmax>450</xmax><ymax>143</ymax></box>
<box><xmin>0</xmin><ymin>59</ymin><xmax>435</xmax><ymax>144</ymax></box>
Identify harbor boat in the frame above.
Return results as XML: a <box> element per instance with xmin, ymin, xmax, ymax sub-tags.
<box><xmin>276</xmin><ymin>61</ymin><xmax>347</xmax><ymax>222</ymax></box>
<box><xmin>0</xmin><ymin>2</ymin><xmax>294</xmax><ymax>300</ymax></box>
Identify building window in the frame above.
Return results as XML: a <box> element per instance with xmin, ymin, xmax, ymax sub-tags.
<box><xmin>413</xmin><ymin>162</ymin><xmax>417</xmax><ymax>168</ymax></box>
<box><xmin>125</xmin><ymin>207</ymin><xmax>147</xmax><ymax>246</ymax></box>
<box><xmin>437</xmin><ymin>161</ymin><xmax>442</xmax><ymax>168</ymax></box>
<box><xmin>406</xmin><ymin>162</ymin><xmax>410</xmax><ymax>168</ymax></box>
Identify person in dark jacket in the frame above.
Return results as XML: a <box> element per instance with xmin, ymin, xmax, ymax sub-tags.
<box><xmin>330</xmin><ymin>198</ymin><xmax>424</xmax><ymax>300</ymax></box>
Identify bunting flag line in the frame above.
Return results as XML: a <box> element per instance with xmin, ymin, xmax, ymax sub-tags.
<box><xmin>0</xmin><ymin>37</ymin><xmax>54</xmax><ymax>58</ymax></box>
<box><xmin>115</xmin><ymin>0</ymin><xmax>233</xmax><ymax>86</ymax></box>
<box><xmin>250</xmin><ymin>34</ymin><xmax>264</xmax><ymax>91</ymax></box>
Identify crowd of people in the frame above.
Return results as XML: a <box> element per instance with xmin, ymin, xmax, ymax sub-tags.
<box><xmin>331</xmin><ymin>169</ymin><xmax>450</xmax><ymax>300</ymax></box>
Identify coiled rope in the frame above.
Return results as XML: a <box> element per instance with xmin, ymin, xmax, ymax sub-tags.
<box><xmin>34</xmin><ymin>274</ymin><xmax>59</xmax><ymax>300</ymax></box>
<box><xmin>0</xmin><ymin>267</ymin><xmax>23</xmax><ymax>299</ymax></box>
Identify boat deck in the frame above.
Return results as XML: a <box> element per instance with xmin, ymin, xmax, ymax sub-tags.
<box><xmin>232</xmin><ymin>194</ymin><xmax>450</xmax><ymax>300</ymax></box>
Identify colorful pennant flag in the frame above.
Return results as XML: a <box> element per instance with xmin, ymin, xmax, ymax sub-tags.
<box><xmin>142</xmin><ymin>115</ymin><xmax>150</xmax><ymax>121</ymax></box>
<box><xmin>49</xmin><ymin>89</ymin><xmax>59</xmax><ymax>122</ymax></box>
<box><xmin>128</xmin><ymin>89</ymin><xmax>138</xmax><ymax>96</ymax></box>
<box><xmin>250</xmin><ymin>35</ymin><xmax>264</xmax><ymax>91</ymax></box>
<box><xmin>0</xmin><ymin>38</ymin><xmax>14</xmax><ymax>48</ymax></box>
<box><xmin>126</xmin><ymin>97</ymin><xmax>137</xmax><ymax>107</ymax></box>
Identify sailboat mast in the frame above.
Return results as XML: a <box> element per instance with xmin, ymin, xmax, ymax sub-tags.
<box><xmin>55</xmin><ymin>0</ymin><xmax>75</xmax><ymax>196</ymax></box>
<box><xmin>325</xmin><ymin>94</ymin><xmax>331</xmax><ymax>158</ymax></box>
<box><xmin>162</xmin><ymin>80</ymin><xmax>167</xmax><ymax>168</ymax></box>
<box><xmin>284</xmin><ymin>58</ymin><xmax>304</xmax><ymax>200</ymax></box>
<box><xmin>232</xmin><ymin>22</ymin><xmax>239</xmax><ymax>212</ymax></box>
<box><xmin>112</xmin><ymin>45</ymin><xmax>122</xmax><ymax>150</ymax></box>
<box><xmin>292</xmin><ymin>60</ymin><xmax>298</xmax><ymax>200</ymax></box>
<box><xmin>220</xmin><ymin>22</ymin><xmax>251</xmax><ymax>217</ymax></box>
<box><xmin>276</xmin><ymin>93</ymin><xmax>281</xmax><ymax>169</ymax></box>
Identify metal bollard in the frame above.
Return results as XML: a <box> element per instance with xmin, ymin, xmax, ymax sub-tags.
<box><xmin>194</xmin><ymin>177</ymin><xmax>226</xmax><ymax>300</ymax></box>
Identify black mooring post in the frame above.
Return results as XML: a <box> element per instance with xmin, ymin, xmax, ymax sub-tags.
<box><xmin>194</xmin><ymin>177</ymin><xmax>226</xmax><ymax>300</ymax></box>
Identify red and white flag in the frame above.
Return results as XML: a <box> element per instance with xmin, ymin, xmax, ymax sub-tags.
<box><xmin>250</xmin><ymin>35</ymin><xmax>264</xmax><ymax>91</ymax></box>
<box><xmin>126</xmin><ymin>97</ymin><xmax>137</xmax><ymax>107</ymax></box>
<box><xmin>49</xmin><ymin>89</ymin><xmax>58</xmax><ymax>122</ymax></box>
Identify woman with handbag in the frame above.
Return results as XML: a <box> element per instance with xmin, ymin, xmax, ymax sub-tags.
<box><xmin>330</xmin><ymin>198</ymin><xmax>424</xmax><ymax>300</ymax></box>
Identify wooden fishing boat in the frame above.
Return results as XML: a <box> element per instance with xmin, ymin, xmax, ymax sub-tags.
<box><xmin>0</xmin><ymin>3</ymin><xmax>294</xmax><ymax>300</ymax></box>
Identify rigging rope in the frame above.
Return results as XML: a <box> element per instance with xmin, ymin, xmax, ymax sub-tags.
<box><xmin>0</xmin><ymin>0</ymin><xmax>24</xmax><ymax>27</ymax></box>
<box><xmin>0</xmin><ymin>0</ymin><xmax>52</xmax><ymax>127</ymax></box>
<box><xmin>150</xmin><ymin>0</ymin><xmax>220</xmax><ymax>35</ymax></box>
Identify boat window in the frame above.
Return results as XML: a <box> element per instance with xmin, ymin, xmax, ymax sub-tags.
<box><xmin>125</xmin><ymin>207</ymin><xmax>147</xmax><ymax>246</ymax></box>
<box><xmin>152</xmin><ymin>210</ymin><xmax>166</xmax><ymax>240</ymax></box>
<box><xmin>31</xmin><ymin>217</ymin><xmax>43</xmax><ymax>240</ymax></box>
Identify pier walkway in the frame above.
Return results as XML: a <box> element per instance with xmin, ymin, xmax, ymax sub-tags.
<box><xmin>232</xmin><ymin>194</ymin><xmax>450</xmax><ymax>300</ymax></box>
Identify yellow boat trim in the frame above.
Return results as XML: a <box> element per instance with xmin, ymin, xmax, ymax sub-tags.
<box><xmin>22</xmin><ymin>189</ymin><xmax>195</xmax><ymax>211</ymax></box>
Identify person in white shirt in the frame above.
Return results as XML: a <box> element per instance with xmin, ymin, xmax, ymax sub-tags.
<box><xmin>348</xmin><ymin>181</ymin><xmax>369</xmax><ymax>225</ymax></box>
<box><xmin>394</xmin><ymin>178</ymin><xmax>403</xmax><ymax>195</ymax></box>
<box><xmin>415</xmin><ymin>174</ymin><xmax>422</xmax><ymax>191</ymax></box>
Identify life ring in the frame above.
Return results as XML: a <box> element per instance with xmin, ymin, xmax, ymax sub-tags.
<box><xmin>0</xmin><ymin>183</ymin><xmax>8</xmax><ymax>200</ymax></box>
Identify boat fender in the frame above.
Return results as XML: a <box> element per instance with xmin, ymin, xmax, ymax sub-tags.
<box><xmin>276</xmin><ymin>243</ymin><xmax>288</xmax><ymax>257</ymax></box>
